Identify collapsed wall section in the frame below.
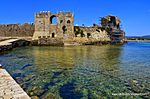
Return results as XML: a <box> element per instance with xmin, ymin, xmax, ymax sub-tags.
<box><xmin>74</xmin><ymin>26</ymin><xmax>110</xmax><ymax>42</ymax></box>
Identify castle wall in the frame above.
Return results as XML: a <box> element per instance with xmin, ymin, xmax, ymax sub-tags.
<box><xmin>32</xmin><ymin>11</ymin><xmax>74</xmax><ymax>41</ymax></box>
<box><xmin>0</xmin><ymin>12</ymin><xmax>124</xmax><ymax>45</ymax></box>
<box><xmin>0</xmin><ymin>24</ymin><xmax>34</xmax><ymax>40</ymax></box>
<box><xmin>75</xmin><ymin>26</ymin><xmax>110</xmax><ymax>41</ymax></box>
<box><xmin>101</xmin><ymin>15</ymin><xmax>125</xmax><ymax>43</ymax></box>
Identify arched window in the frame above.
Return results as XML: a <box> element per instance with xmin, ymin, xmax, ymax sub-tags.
<box><xmin>50</xmin><ymin>15</ymin><xmax>57</xmax><ymax>24</ymax></box>
<box><xmin>60</xmin><ymin>20</ymin><xmax>63</xmax><ymax>24</ymax></box>
<box><xmin>62</xmin><ymin>26</ymin><xmax>67</xmax><ymax>34</ymax></box>
<box><xmin>67</xmin><ymin>20</ymin><xmax>71</xmax><ymax>24</ymax></box>
<box><xmin>87</xmin><ymin>33</ymin><xmax>91</xmax><ymax>38</ymax></box>
<box><xmin>52</xmin><ymin>33</ymin><xmax>55</xmax><ymax>38</ymax></box>
<box><xmin>81</xmin><ymin>33</ymin><xmax>85</xmax><ymax>37</ymax></box>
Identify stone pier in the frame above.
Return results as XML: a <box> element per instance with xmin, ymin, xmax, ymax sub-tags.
<box><xmin>0</xmin><ymin>39</ymin><xmax>30</xmax><ymax>52</ymax></box>
<box><xmin>0</xmin><ymin>67</ymin><xmax>30</xmax><ymax>99</ymax></box>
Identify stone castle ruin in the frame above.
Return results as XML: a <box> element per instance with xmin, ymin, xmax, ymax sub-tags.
<box><xmin>0</xmin><ymin>11</ymin><xmax>125</xmax><ymax>45</ymax></box>
<box><xmin>101</xmin><ymin>15</ymin><xmax>125</xmax><ymax>43</ymax></box>
<box><xmin>32</xmin><ymin>11</ymin><xmax>75</xmax><ymax>45</ymax></box>
<box><xmin>32</xmin><ymin>11</ymin><xmax>125</xmax><ymax>45</ymax></box>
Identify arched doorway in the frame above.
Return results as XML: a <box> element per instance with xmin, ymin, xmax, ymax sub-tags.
<box><xmin>50</xmin><ymin>15</ymin><xmax>57</xmax><ymax>24</ymax></box>
<box><xmin>52</xmin><ymin>33</ymin><xmax>55</xmax><ymax>38</ymax></box>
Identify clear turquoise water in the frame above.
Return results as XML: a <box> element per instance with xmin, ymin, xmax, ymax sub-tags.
<box><xmin>0</xmin><ymin>42</ymin><xmax>150</xmax><ymax>99</ymax></box>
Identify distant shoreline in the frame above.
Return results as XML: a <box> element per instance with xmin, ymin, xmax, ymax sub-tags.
<box><xmin>126</xmin><ymin>40</ymin><xmax>150</xmax><ymax>42</ymax></box>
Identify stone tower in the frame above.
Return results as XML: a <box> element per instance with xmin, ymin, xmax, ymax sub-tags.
<box><xmin>32</xmin><ymin>11</ymin><xmax>74</xmax><ymax>40</ymax></box>
<box><xmin>101</xmin><ymin>15</ymin><xmax>125</xmax><ymax>43</ymax></box>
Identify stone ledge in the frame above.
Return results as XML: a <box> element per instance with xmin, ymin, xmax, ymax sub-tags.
<box><xmin>0</xmin><ymin>68</ymin><xmax>30</xmax><ymax>99</ymax></box>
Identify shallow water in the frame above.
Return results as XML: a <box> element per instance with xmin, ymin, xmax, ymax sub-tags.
<box><xmin>0</xmin><ymin>42</ymin><xmax>150</xmax><ymax>99</ymax></box>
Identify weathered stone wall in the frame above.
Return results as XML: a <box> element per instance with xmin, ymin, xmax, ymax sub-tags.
<box><xmin>38</xmin><ymin>38</ymin><xmax>64</xmax><ymax>46</ymax></box>
<box><xmin>32</xmin><ymin>11</ymin><xmax>74</xmax><ymax>40</ymax></box>
<box><xmin>0</xmin><ymin>23</ymin><xmax>111</xmax><ymax>46</ymax></box>
<box><xmin>0</xmin><ymin>23</ymin><xmax>34</xmax><ymax>38</ymax></box>
<box><xmin>75</xmin><ymin>26</ymin><xmax>110</xmax><ymax>41</ymax></box>
<box><xmin>101</xmin><ymin>15</ymin><xmax>125</xmax><ymax>43</ymax></box>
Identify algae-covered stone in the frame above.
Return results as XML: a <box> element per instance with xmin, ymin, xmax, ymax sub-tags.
<box><xmin>42</xmin><ymin>92</ymin><xmax>56</xmax><ymax>99</ymax></box>
<box><xmin>31</xmin><ymin>96</ymin><xmax>39</xmax><ymax>99</ymax></box>
<box><xmin>82</xmin><ymin>88</ymin><xmax>88</xmax><ymax>98</ymax></box>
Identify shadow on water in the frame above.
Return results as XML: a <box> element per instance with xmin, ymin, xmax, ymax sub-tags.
<box><xmin>59</xmin><ymin>80</ymin><xmax>83</xmax><ymax>99</ymax></box>
<box><xmin>52</xmin><ymin>71</ymin><xmax>63</xmax><ymax>79</ymax></box>
<box><xmin>21</xmin><ymin>64</ymin><xmax>32</xmax><ymax>70</ymax></box>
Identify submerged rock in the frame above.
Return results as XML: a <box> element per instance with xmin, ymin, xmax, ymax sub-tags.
<box><xmin>127</xmin><ymin>79</ymin><xmax>138</xmax><ymax>86</ymax></box>
<box><xmin>126</xmin><ymin>79</ymin><xmax>149</xmax><ymax>95</ymax></box>
<box><xmin>41</xmin><ymin>92</ymin><xmax>56</xmax><ymax>99</ymax></box>
<box><xmin>31</xmin><ymin>96</ymin><xmax>39</xmax><ymax>99</ymax></box>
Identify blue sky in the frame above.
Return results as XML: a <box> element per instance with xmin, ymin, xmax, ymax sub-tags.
<box><xmin>0</xmin><ymin>0</ymin><xmax>150</xmax><ymax>36</ymax></box>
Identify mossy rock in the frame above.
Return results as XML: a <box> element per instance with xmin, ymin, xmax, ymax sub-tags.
<box><xmin>42</xmin><ymin>92</ymin><xmax>56</xmax><ymax>99</ymax></box>
<box><xmin>31</xmin><ymin>96</ymin><xmax>39</xmax><ymax>99</ymax></box>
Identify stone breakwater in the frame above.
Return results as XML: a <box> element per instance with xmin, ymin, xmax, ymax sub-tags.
<box><xmin>0</xmin><ymin>39</ymin><xmax>30</xmax><ymax>52</ymax></box>
<box><xmin>0</xmin><ymin>39</ymin><xmax>31</xmax><ymax>99</ymax></box>
<box><xmin>0</xmin><ymin>67</ymin><xmax>30</xmax><ymax>99</ymax></box>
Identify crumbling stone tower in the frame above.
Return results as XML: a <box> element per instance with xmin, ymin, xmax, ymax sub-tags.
<box><xmin>101</xmin><ymin>15</ymin><xmax>125</xmax><ymax>43</ymax></box>
<box><xmin>32</xmin><ymin>11</ymin><xmax>74</xmax><ymax>40</ymax></box>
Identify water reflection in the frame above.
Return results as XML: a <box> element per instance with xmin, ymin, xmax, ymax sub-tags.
<box><xmin>0</xmin><ymin>43</ymin><xmax>149</xmax><ymax>99</ymax></box>
<box><xmin>24</xmin><ymin>45</ymin><xmax>125</xmax><ymax>98</ymax></box>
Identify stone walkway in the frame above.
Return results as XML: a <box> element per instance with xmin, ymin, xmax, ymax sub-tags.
<box><xmin>0</xmin><ymin>39</ymin><xmax>19</xmax><ymax>46</ymax></box>
<box><xmin>0</xmin><ymin>68</ymin><xmax>30</xmax><ymax>99</ymax></box>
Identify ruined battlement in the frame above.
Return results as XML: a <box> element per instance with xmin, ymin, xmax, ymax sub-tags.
<box><xmin>58</xmin><ymin>12</ymin><xmax>73</xmax><ymax>17</ymax></box>
<box><xmin>101</xmin><ymin>15</ymin><xmax>121</xmax><ymax>30</ymax></box>
<box><xmin>35</xmin><ymin>11</ymin><xmax>73</xmax><ymax>18</ymax></box>
<box><xmin>101</xmin><ymin>15</ymin><xmax>125</xmax><ymax>43</ymax></box>
<box><xmin>35</xmin><ymin>11</ymin><xmax>51</xmax><ymax>18</ymax></box>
